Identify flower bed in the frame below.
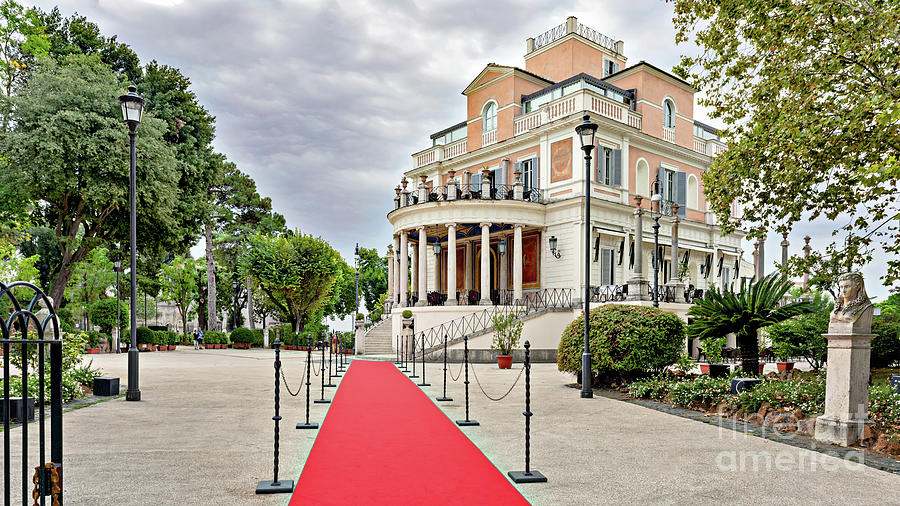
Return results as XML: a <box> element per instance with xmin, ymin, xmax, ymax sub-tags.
<box><xmin>626</xmin><ymin>371</ymin><xmax>900</xmax><ymax>456</ymax></box>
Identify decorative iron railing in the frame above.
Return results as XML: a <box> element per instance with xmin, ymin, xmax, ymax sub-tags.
<box><xmin>532</xmin><ymin>22</ymin><xmax>566</xmax><ymax>50</ymax></box>
<box><xmin>575</xmin><ymin>22</ymin><xmax>617</xmax><ymax>52</ymax></box>
<box><xmin>413</xmin><ymin>288</ymin><xmax>574</xmax><ymax>352</ymax></box>
<box><xmin>588</xmin><ymin>284</ymin><xmax>627</xmax><ymax>303</ymax></box>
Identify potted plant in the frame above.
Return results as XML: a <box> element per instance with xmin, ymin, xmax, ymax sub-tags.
<box><xmin>230</xmin><ymin>328</ymin><xmax>253</xmax><ymax>350</ymax></box>
<box><xmin>699</xmin><ymin>336</ymin><xmax>728</xmax><ymax>377</ymax></box>
<box><xmin>491</xmin><ymin>313</ymin><xmax>523</xmax><ymax>369</ymax></box>
<box><xmin>402</xmin><ymin>310</ymin><xmax>414</xmax><ymax>329</ymax></box>
<box><xmin>84</xmin><ymin>331</ymin><xmax>101</xmax><ymax>354</ymax></box>
<box><xmin>343</xmin><ymin>333</ymin><xmax>354</xmax><ymax>354</ymax></box>
<box><xmin>136</xmin><ymin>326</ymin><xmax>154</xmax><ymax>352</ymax></box>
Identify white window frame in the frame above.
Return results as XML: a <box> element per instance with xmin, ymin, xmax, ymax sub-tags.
<box><xmin>520</xmin><ymin>156</ymin><xmax>538</xmax><ymax>190</ymax></box>
<box><xmin>482</xmin><ymin>101</ymin><xmax>498</xmax><ymax>133</ymax></box>
<box><xmin>600</xmin><ymin>247</ymin><xmax>615</xmax><ymax>286</ymax></box>
<box><xmin>663</xmin><ymin>99</ymin><xmax>676</xmax><ymax>129</ymax></box>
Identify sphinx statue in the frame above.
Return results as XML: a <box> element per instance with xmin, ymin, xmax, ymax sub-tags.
<box><xmin>828</xmin><ymin>272</ymin><xmax>874</xmax><ymax>334</ymax></box>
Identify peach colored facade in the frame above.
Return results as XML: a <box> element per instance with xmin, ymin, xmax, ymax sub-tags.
<box><xmin>381</xmin><ymin>17</ymin><xmax>749</xmax><ymax>355</ymax></box>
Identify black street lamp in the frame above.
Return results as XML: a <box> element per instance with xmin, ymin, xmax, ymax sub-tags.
<box><xmin>119</xmin><ymin>84</ymin><xmax>144</xmax><ymax>402</ymax></box>
<box><xmin>651</xmin><ymin>176</ymin><xmax>662</xmax><ymax>308</ymax></box>
<box><xmin>575</xmin><ymin>114</ymin><xmax>597</xmax><ymax>399</ymax></box>
<box><xmin>353</xmin><ymin>243</ymin><xmax>360</xmax><ymax>355</ymax></box>
<box><xmin>114</xmin><ymin>258</ymin><xmax>121</xmax><ymax>353</ymax></box>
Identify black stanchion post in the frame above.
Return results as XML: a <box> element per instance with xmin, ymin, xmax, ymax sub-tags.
<box><xmin>297</xmin><ymin>335</ymin><xmax>318</xmax><ymax>430</ymax></box>
<box><xmin>395</xmin><ymin>334</ymin><xmax>400</xmax><ymax>364</ymax></box>
<box><xmin>325</xmin><ymin>335</ymin><xmax>335</xmax><ymax>387</ymax></box>
<box><xmin>333</xmin><ymin>332</ymin><xmax>342</xmax><ymax>378</ymax></box>
<box><xmin>257</xmin><ymin>339</ymin><xmax>294</xmax><ymax>494</ymax></box>
<box><xmin>436</xmin><ymin>334</ymin><xmax>451</xmax><ymax>401</ymax></box>
<box><xmin>418</xmin><ymin>333</ymin><xmax>429</xmax><ymax>387</ymax></box>
<box><xmin>409</xmin><ymin>334</ymin><xmax>419</xmax><ymax>378</ymax></box>
<box><xmin>508</xmin><ymin>341</ymin><xmax>546</xmax><ymax>483</ymax></box>
<box><xmin>315</xmin><ymin>339</ymin><xmax>331</xmax><ymax>404</ymax></box>
<box><xmin>455</xmin><ymin>336</ymin><xmax>479</xmax><ymax>427</ymax></box>
<box><xmin>402</xmin><ymin>334</ymin><xmax>409</xmax><ymax>372</ymax></box>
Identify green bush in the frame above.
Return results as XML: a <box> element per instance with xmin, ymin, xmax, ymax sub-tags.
<box><xmin>557</xmin><ymin>305</ymin><xmax>685</xmax><ymax>381</ymax></box>
<box><xmin>136</xmin><ymin>326</ymin><xmax>155</xmax><ymax>345</ymax></box>
<box><xmin>251</xmin><ymin>329</ymin><xmax>265</xmax><ymax>347</ymax></box>
<box><xmin>669</xmin><ymin>375</ymin><xmax>732</xmax><ymax>408</ymax></box>
<box><xmin>342</xmin><ymin>332</ymin><xmax>354</xmax><ymax>350</ymax></box>
<box><xmin>872</xmin><ymin>315</ymin><xmax>900</xmax><ymax>368</ymax></box>
<box><xmin>89</xmin><ymin>298</ymin><xmax>119</xmax><ymax>335</ymax></box>
<box><xmin>402</xmin><ymin>309</ymin><xmax>413</xmax><ymax>319</ymax></box>
<box><xmin>205</xmin><ymin>331</ymin><xmax>227</xmax><ymax>345</ymax></box>
<box><xmin>766</xmin><ymin>311</ymin><xmax>829</xmax><ymax>369</ymax></box>
<box><xmin>230</xmin><ymin>327</ymin><xmax>254</xmax><ymax>344</ymax></box>
<box><xmin>84</xmin><ymin>330</ymin><xmax>106</xmax><ymax>348</ymax></box>
<box><xmin>57</xmin><ymin>307</ymin><xmax>75</xmax><ymax>330</ymax></box>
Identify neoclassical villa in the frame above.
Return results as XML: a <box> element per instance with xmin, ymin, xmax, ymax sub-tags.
<box><xmin>367</xmin><ymin>17</ymin><xmax>752</xmax><ymax>358</ymax></box>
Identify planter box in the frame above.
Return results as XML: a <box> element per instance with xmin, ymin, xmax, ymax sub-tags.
<box><xmin>169</xmin><ymin>345</ymin><xmax>177</xmax><ymax>351</ymax></box>
<box><xmin>497</xmin><ymin>355</ymin><xmax>512</xmax><ymax>369</ymax></box>
<box><xmin>343</xmin><ymin>350</ymin><xmax>352</xmax><ymax>355</ymax></box>
<box><xmin>708</xmin><ymin>364</ymin><xmax>730</xmax><ymax>378</ymax></box>
<box><xmin>93</xmin><ymin>377</ymin><xmax>120</xmax><ymax>396</ymax></box>
<box><xmin>233</xmin><ymin>342</ymin><xmax>251</xmax><ymax>350</ymax></box>
<box><xmin>777</xmin><ymin>362</ymin><xmax>794</xmax><ymax>372</ymax></box>
<box><xmin>1</xmin><ymin>397</ymin><xmax>34</xmax><ymax>423</ymax></box>
<box><xmin>86</xmin><ymin>348</ymin><xmax>100</xmax><ymax>354</ymax></box>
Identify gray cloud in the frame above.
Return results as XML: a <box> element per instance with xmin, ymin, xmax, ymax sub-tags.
<box><xmin>30</xmin><ymin>0</ymin><xmax>894</xmax><ymax>299</ymax></box>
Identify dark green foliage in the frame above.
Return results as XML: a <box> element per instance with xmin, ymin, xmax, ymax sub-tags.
<box><xmin>342</xmin><ymin>332</ymin><xmax>354</xmax><ymax>350</ymax></box>
<box><xmin>251</xmin><ymin>328</ymin><xmax>264</xmax><ymax>347</ymax></box>
<box><xmin>230</xmin><ymin>327</ymin><xmax>253</xmax><ymax>343</ymax></box>
<box><xmin>688</xmin><ymin>274</ymin><xmax>817</xmax><ymax>375</ymax></box>
<box><xmin>765</xmin><ymin>292</ymin><xmax>832</xmax><ymax>371</ymax></box>
<box><xmin>204</xmin><ymin>330</ymin><xmax>227</xmax><ymax>345</ymax></box>
<box><xmin>358</xmin><ymin>247</ymin><xmax>387</xmax><ymax>312</ymax></box>
<box><xmin>872</xmin><ymin>315</ymin><xmax>900</xmax><ymax>368</ymax></box>
<box><xmin>557</xmin><ymin>305</ymin><xmax>684</xmax><ymax>381</ymax></box>
<box><xmin>89</xmin><ymin>298</ymin><xmax>119</xmax><ymax>335</ymax></box>
<box><xmin>135</xmin><ymin>326</ymin><xmax>154</xmax><ymax>345</ymax></box>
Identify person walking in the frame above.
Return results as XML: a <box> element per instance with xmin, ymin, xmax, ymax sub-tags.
<box><xmin>198</xmin><ymin>329</ymin><xmax>204</xmax><ymax>350</ymax></box>
<box><xmin>193</xmin><ymin>329</ymin><xmax>200</xmax><ymax>349</ymax></box>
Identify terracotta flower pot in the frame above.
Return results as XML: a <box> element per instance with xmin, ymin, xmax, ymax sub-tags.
<box><xmin>700</xmin><ymin>363</ymin><xmax>710</xmax><ymax>374</ymax></box>
<box><xmin>777</xmin><ymin>362</ymin><xmax>794</xmax><ymax>372</ymax></box>
<box><xmin>86</xmin><ymin>348</ymin><xmax>100</xmax><ymax>354</ymax></box>
<box><xmin>170</xmin><ymin>345</ymin><xmax>177</xmax><ymax>351</ymax></box>
<box><xmin>759</xmin><ymin>363</ymin><xmax>765</xmax><ymax>375</ymax></box>
<box><xmin>497</xmin><ymin>355</ymin><xmax>513</xmax><ymax>369</ymax></box>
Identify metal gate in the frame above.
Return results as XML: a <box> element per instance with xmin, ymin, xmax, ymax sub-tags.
<box><xmin>2</xmin><ymin>281</ymin><xmax>63</xmax><ymax>505</ymax></box>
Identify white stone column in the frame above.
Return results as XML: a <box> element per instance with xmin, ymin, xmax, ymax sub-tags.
<box><xmin>513</xmin><ymin>224</ymin><xmax>523</xmax><ymax>303</ymax></box>
<box><xmin>752</xmin><ymin>242</ymin><xmax>760</xmax><ymax>282</ymax></box>
<box><xmin>758</xmin><ymin>231</ymin><xmax>766</xmax><ymax>280</ymax></box>
<box><xmin>480</xmin><ymin>222</ymin><xmax>491</xmax><ymax>305</ymax></box>
<box><xmin>394</xmin><ymin>235</ymin><xmax>401</xmax><ymax>304</ymax></box>
<box><xmin>627</xmin><ymin>196</ymin><xmax>649</xmax><ymax>301</ymax></box>
<box><xmin>399</xmin><ymin>231</ymin><xmax>409</xmax><ymax>307</ymax></box>
<box><xmin>465</xmin><ymin>241</ymin><xmax>473</xmax><ymax>292</ymax></box>
<box><xmin>417</xmin><ymin>226</ymin><xmax>427</xmax><ymax>306</ymax></box>
<box><xmin>499</xmin><ymin>235</ymin><xmax>508</xmax><ymax>302</ymax></box>
<box><xmin>802</xmin><ymin>236</ymin><xmax>811</xmax><ymax>291</ymax></box>
<box><xmin>387</xmin><ymin>244</ymin><xmax>395</xmax><ymax>308</ymax></box>
<box><xmin>433</xmin><ymin>241</ymin><xmax>440</xmax><ymax>298</ymax></box>
<box><xmin>447</xmin><ymin>224</ymin><xmax>457</xmax><ymax>305</ymax></box>
<box><xmin>781</xmin><ymin>232</ymin><xmax>790</xmax><ymax>270</ymax></box>
<box><xmin>411</xmin><ymin>241</ymin><xmax>418</xmax><ymax>297</ymax></box>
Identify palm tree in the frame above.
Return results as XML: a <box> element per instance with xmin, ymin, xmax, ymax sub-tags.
<box><xmin>687</xmin><ymin>273</ymin><xmax>818</xmax><ymax>375</ymax></box>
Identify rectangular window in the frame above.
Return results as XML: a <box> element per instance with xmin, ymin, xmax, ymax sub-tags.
<box><xmin>521</xmin><ymin>158</ymin><xmax>537</xmax><ymax>190</ymax></box>
<box><xmin>666</xmin><ymin>170</ymin><xmax>675</xmax><ymax>201</ymax></box>
<box><xmin>603</xmin><ymin>58</ymin><xmax>620</xmax><ymax>77</ymax></box>
<box><xmin>600</xmin><ymin>248</ymin><xmax>615</xmax><ymax>285</ymax></box>
<box><xmin>597</xmin><ymin>147</ymin><xmax>613</xmax><ymax>185</ymax></box>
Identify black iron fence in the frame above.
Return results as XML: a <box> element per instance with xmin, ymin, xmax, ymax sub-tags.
<box><xmin>2</xmin><ymin>281</ymin><xmax>64</xmax><ymax>506</ymax></box>
<box><xmin>395</xmin><ymin>185</ymin><xmax>548</xmax><ymax>208</ymax></box>
<box><xmin>414</xmin><ymin>288</ymin><xmax>574</xmax><ymax>352</ymax></box>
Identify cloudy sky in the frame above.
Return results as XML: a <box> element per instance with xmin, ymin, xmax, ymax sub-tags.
<box><xmin>34</xmin><ymin>0</ymin><xmax>894</xmax><ymax>300</ymax></box>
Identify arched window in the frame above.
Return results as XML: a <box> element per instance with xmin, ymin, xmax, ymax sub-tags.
<box><xmin>663</xmin><ymin>99</ymin><xmax>675</xmax><ymax>129</ymax></box>
<box><xmin>636</xmin><ymin>160</ymin><xmax>650</xmax><ymax>197</ymax></box>
<box><xmin>482</xmin><ymin>101</ymin><xmax>497</xmax><ymax>132</ymax></box>
<box><xmin>687</xmin><ymin>174</ymin><xmax>699</xmax><ymax>209</ymax></box>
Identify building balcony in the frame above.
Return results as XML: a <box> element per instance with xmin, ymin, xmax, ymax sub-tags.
<box><xmin>693</xmin><ymin>136</ymin><xmax>726</xmax><ymax>157</ymax></box>
<box><xmin>413</xmin><ymin>88</ymin><xmax>642</xmax><ymax>170</ymax></box>
<box><xmin>393</xmin><ymin>183</ymin><xmax>547</xmax><ymax>210</ymax></box>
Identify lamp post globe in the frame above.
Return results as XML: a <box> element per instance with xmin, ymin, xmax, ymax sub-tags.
<box><xmin>119</xmin><ymin>84</ymin><xmax>145</xmax><ymax>401</ymax></box>
<box><xmin>576</xmin><ymin>115</ymin><xmax>597</xmax><ymax>399</ymax></box>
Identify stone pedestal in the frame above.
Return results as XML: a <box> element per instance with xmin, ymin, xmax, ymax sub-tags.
<box><xmin>354</xmin><ymin>320</ymin><xmax>366</xmax><ymax>355</ymax></box>
<box><xmin>627</xmin><ymin>278</ymin><xmax>650</xmax><ymax>301</ymax></box>
<box><xmin>815</xmin><ymin>332</ymin><xmax>874</xmax><ymax>446</ymax></box>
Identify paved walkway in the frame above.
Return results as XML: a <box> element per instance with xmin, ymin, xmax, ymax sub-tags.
<box><xmin>4</xmin><ymin>350</ymin><xmax>900</xmax><ymax>504</ymax></box>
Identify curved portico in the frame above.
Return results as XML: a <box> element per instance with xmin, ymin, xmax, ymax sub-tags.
<box><xmin>388</xmin><ymin>199</ymin><xmax>546</xmax><ymax>307</ymax></box>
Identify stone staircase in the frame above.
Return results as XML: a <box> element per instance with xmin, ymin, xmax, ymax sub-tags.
<box><xmin>362</xmin><ymin>316</ymin><xmax>393</xmax><ymax>355</ymax></box>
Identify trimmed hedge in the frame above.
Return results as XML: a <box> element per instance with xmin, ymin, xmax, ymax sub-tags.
<box><xmin>88</xmin><ymin>298</ymin><xmax>118</xmax><ymax>335</ymax></box>
<box><xmin>230</xmin><ymin>327</ymin><xmax>254</xmax><ymax>344</ymax></box>
<box><xmin>557</xmin><ymin>305</ymin><xmax>684</xmax><ymax>381</ymax></box>
<box><xmin>872</xmin><ymin>315</ymin><xmax>900</xmax><ymax>368</ymax></box>
<box><xmin>251</xmin><ymin>329</ymin><xmax>265</xmax><ymax>347</ymax></box>
<box><xmin>136</xmin><ymin>326</ymin><xmax>155</xmax><ymax>345</ymax></box>
<box><xmin>204</xmin><ymin>331</ymin><xmax>228</xmax><ymax>345</ymax></box>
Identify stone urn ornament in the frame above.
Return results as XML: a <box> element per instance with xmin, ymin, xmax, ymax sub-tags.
<box><xmin>815</xmin><ymin>272</ymin><xmax>875</xmax><ymax>446</ymax></box>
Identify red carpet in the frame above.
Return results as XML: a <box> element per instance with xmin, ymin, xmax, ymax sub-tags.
<box><xmin>289</xmin><ymin>361</ymin><xmax>529</xmax><ymax>505</ymax></box>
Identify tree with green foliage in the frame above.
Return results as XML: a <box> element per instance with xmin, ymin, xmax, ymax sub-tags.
<box><xmin>0</xmin><ymin>0</ymin><xmax>49</xmax><ymax>98</ymax></box>
<box><xmin>3</xmin><ymin>53</ymin><xmax>177</xmax><ymax>309</ymax></box>
<box><xmin>765</xmin><ymin>290</ymin><xmax>832</xmax><ymax>370</ymax></box>
<box><xmin>66</xmin><ymin>247</ymin><xmax>115</xmax><ymax>327</ymax></box>
<box><xmin>688</xmin><ymin>273</ymin><xmax>819</xmax><ymax>375</ymax></box>
<box><xmin>160</xmin><ymin>256</ymin><xmax>200</xmax><ymax>339</ymax></box>
<box><xmin>671</xmin><ymin>0</ymin><xmax>900</xmax><ymax>286</ymax></box>
<box><xmin>241</xmin><ymin>231</ymin><xmax>343</xmax><ymax>333</ymax></box>
<box><xmin>357</xmin><ymin>246</ymin><xmax>387</xmax><ymax>313</ymax></box>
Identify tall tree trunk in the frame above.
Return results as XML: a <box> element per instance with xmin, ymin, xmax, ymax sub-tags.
<box><xmin>205</xmin><ymin>223</ymin><xmax>217</xmax><ymax>331</ymax></box>
<box><xmin>738</xmin><ymin>329</ymin><xmax>760</xmax><ymax>375</ymax></box>
<box><xmin>48</xmin><ymin>265</ymin><xmax>74</xmax><ymax>311</ymax></box>
<box><xmin>247</xmin><ymin>277</ymin><xmax>255</xmax><ymax>330</ymax></box>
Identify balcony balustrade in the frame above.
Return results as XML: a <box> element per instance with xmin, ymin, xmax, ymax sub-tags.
<box><xmin>394</xmin><ymin>183</ymin><xmax>547</xmax><ymax>209</ymax></box>
<box><xmin>663</xmin><ymin>126</ymin><xmax>676</xmax><ymax>144</ymax></box>
<box><xmin>481</xmin><ymin>128</ymin><xmax>497</xmax><ymax>147</ymax></box>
